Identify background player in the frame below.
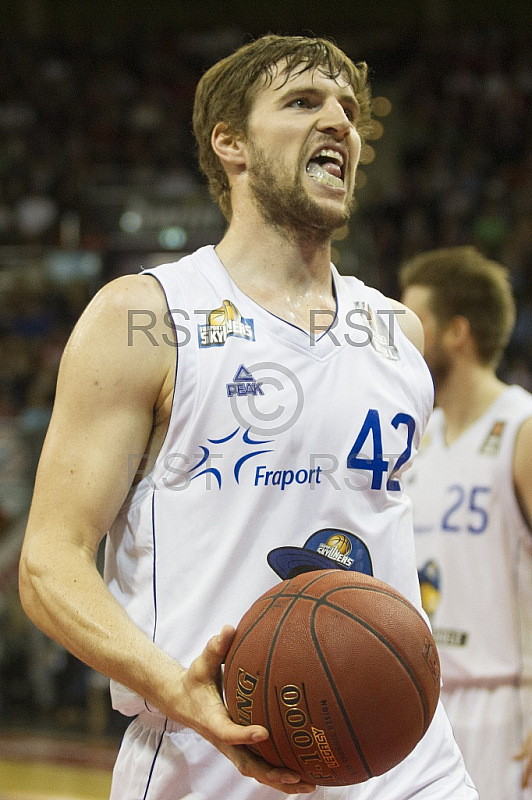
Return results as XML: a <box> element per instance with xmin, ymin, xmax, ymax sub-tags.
<box><xmin>19</xmin><ymin>35</ymin><xmax>476</xmax><ymax>799</ymax></box>
<box><xmin>400</xmin><ymin>245</ymin><xmax>532</xmax><ymax>800</ymax></box>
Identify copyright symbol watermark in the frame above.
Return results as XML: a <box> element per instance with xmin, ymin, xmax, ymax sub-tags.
<box><xmin>228</xmin><ymin>361</ymin><xmax>304</xmax><ymax>436</ymax></box>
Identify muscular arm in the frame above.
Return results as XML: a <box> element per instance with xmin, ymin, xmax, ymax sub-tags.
<box><xmin>513</xmin><ymin>415</ymin><xmax>532</xmax><ymax>787</ymax></box>
<box><xmin>20</xmin><ymin>276</ymin><xmax>173</xmax><ymax>687</ymax></box>
<box><xmin>19</xmin><ymin>274</ymin><xmax>312</xmax><ymax>793</ymax></box>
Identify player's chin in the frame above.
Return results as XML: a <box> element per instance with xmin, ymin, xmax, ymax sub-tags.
<box><xmin>307</xmin><ymin>179</ymin><xmax>354</xmax><ymax>222</ymax></box>
<box><xmin>316</xmin><ymin>198</ymin><xmax>352</xmax><ymax>231</ymax></box>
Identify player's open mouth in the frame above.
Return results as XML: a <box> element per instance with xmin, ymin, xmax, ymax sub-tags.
<box><xmin>306</xmin><ymin>148</ymin><xmax>345</xmax><ymax>189</ymax></box>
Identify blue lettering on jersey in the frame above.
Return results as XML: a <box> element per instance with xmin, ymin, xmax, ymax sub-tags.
<box><xmin>441</xmin><ymin>485</ymin><xmax>491</xmax><ymax>534</ymax></box>
<box><xmin>254</xmin><ymin>465</ymin><xmax>323</xmax><ymax>490</ymax></box>
<box><xmin>227</xmin><ymin>364</ymin><xmax>264</xmax><ymax>397</ymax></box>
<box><xmin>347</xmin><ymin>408</ymin><xmax>416</xmax><ymax>491</ymax></box>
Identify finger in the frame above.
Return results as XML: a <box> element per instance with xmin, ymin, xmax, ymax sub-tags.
<box><xmin>213</xmin><ymin>716</ymin><xmax>269</xmax><ymax>747</ymax></box>
<box><xmin>217</xmin><ymin>624</ymin><xmax>238</xmax><ymax>660</ymax></box>
<box><xmin>191</xmin><ymin>626</ymin><xmax>235</xmax><ymax>683</ymax></box>
<box><xmin>210</xmin><ymin>624</ymin><xmax>237</xmax><ymax>661</ymax></box>
<box><xmin>229</xmin><ymin>745</ymin><xmax>316</xmax><ymax>793</ymax></box>
<box><xmin>264</xmin><ymin>767</ymin><xmax>316</xmax><ymax>793</ymax></box>
<box><xmin>188</xmin><ymin>634</ymin><xmax>270</xmax><ymax>746</ymax></box>
<box><xmin>206</xmin><ymin>627</ymin><xmax>272</xmax><ymax>745</ymax></box>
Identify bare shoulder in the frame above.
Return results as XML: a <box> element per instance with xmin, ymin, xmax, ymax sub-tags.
<box><xmin>74</xmin><ymin>273</ymin><xmax>169</xmax><ymax>335</ymax></box>
<box><xmin>513</xmin><ymin>414</ymin><xmax>532</xmax><ymax>530</ymax></box>
<box><xmin>26</xmin><ymin>272</ymin><xmax>176</xmax><ymax>539</ymax></box>
<box><xmin>513</xmin><ymin>415</ymin><xmax>532</xmax><ymax>474</ymax></box>
<box><xmin>57</xmin><ymin>272</ymin><xmax>176</xmax><ymax>417</ymax></box>
<box><xmin>65</xmin><ymin>273</ymin><xmax>172</xmax><ymax>367</ymax></box>
<box><xmin>388</xmin><ymin>298</ymin><xmax>424</xmax><ymax>354</ymax></box>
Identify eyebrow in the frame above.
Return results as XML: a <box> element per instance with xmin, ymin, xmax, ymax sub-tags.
<box><xmin>278</xmin><ymin>84</ymin><xmax>359</xmax><ymax>109</ymax></box>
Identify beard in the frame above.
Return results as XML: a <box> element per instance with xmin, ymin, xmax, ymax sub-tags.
<box><xmin>247</xmin><ymin>141</ymin><xmax>355</xmax><ymax>243</ymax></box>
<box><xmin>425</xmin><ymin>346</ymin><xmax>452</xmax><ymax>396</ymax></box>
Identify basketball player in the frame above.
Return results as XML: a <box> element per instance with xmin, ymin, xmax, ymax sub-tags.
<box><xmin>19</xmin><ymin>36</ymin><xmax>476</xmax><ymax>799</ymax></box>
<box><xmin>400</xmin><ymin>246</ymin><xmax>532</xmax><ymax>800</ymax></box>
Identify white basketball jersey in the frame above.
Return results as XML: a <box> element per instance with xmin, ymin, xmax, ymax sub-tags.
<box><xmin>105</xmin><ymin>245</ymin><xmax>434</xmax><ymax>716</ymax></box>
<box><xmin>405</xmin><ymin>385</ymin><xmax>532</xmax><ymax>686</ymax></box>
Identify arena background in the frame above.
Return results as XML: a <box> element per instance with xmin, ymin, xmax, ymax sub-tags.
<box><xmin>0</xmin><ymin>1</ymin><xmax>531</xmax><ymax>797</ymax></box>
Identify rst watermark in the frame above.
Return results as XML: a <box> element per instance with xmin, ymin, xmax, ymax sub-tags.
<box><xmin>127</xmin><ymin>306</ymin><xmax>405</xmax><ymax>350</ymax></box>
<box><xmin>125</xmin><ymin>313</ymin><xmax>415</xmax><ymax>483</ymax></box>
<box><xmin>228</xmin><ymin>361</ymin><xmax>304</xmax><ymax>436</ymax></box>
<box><xmin>307</xmin><ymin>306</ymin><xmax>404</xmax><ymax>349</ymax></box>
<box><xmin>127</xmin><ymin>450</ymin><xmax>408</xmax><ymax>494</ymax></box>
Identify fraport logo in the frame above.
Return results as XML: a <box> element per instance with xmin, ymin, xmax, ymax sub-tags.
<box><xmin>227</xmin><ymin>365</ymin><xmax>264</xmax><ymax>398</ymax></box>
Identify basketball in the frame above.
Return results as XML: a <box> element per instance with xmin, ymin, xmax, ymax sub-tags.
<box><xmin>223</xmin><ymin>569</ymin><xmax>440</xmax><ymax>786</ymax></box>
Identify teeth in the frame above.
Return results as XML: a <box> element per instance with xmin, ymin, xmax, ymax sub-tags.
<box><xmin>306</xmin><ymin>161</ymin><xmax>344</xmax><ymax>188</ymax></box>
<box><xmin>315</xmin><ymin>148</ymin><xmax>344</xmax><ymax>165</ymax></box>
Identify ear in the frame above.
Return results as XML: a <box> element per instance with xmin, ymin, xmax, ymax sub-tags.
<box><xmin>211</xmin><ymin>122</ymin><xmax>246</xmax><ymax>168</ymax></box>
<box><xmin>445</xmin><ymin>315</ymin><xmax>471</xmax><ymax>350</ymax></box>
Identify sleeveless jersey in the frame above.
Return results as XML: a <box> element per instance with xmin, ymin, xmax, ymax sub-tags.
<box><xmin>105</xmin><ymin>245</ymin><xmax>434</xmax><ymax>716</ymax></box>
<box><xmin>405</xmin><ymin>385</ymin><xmax>532</xmax><ymax>687</ymax></box>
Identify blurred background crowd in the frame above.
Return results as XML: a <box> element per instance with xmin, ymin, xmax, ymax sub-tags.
<box><xmin>0</xmin><ymin>0</ymin><xmax>531</xmax><ymax>740</ymax></box>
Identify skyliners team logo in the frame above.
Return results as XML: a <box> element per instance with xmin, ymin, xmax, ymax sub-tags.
<box><xmin>479</xmin><ymin>420</ymin><xmax>506</xmax><ymax>455</ymax></box>
<box><xmin>198</xmin><ymin>299</ymin><xmax>255</xmax><ymax>347</ymax></box>
<box><xmin>268</xmin><ymin>529</ymin><xmax>373</xmax><ymax>580</ymax></box>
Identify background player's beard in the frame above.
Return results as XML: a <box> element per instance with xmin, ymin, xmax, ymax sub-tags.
<box><xmin>425</xmin><ymin>346</ymin><xmax>452</xmax><ymax>397</ymax></box>
<box><xmin>248</xmin><ymin>142</ymin><xmax>354</xmax><ymax>243</ymax></box>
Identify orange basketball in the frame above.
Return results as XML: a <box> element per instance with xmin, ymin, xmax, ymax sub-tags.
<box><xmin>223</xmin><ymin>569</ymin><xmax>440</xmax><ymax>786</ymax></box>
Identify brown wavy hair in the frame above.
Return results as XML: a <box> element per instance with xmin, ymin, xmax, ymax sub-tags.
<box><xmin>399</xmin><ymin>246</ymin><xmax>516</xmax><ymax>366</ymax></box>
<box><xmin>193</xmin><ymin>34</ymin><xmax>372</xmax><ymax>221</ymax></box>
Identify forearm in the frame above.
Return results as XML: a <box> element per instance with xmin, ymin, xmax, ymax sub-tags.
<box><xmin>19</xmin><ymin>536</ymin><xmax>185</xmax><ymax>719</ymax></box>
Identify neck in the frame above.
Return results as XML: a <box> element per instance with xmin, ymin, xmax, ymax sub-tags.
<box><xmin>436</xmin><ymin>361</ymin><xmax>506</xmax><ymax>444</ymax></box>
<box><xmin>214</xmin><ymin>206</ymin><xmax>337</xmax><ymax>331</ymax></box>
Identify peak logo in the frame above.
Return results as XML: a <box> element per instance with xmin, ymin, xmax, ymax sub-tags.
<box><xmin>227</xmin><ymin>365</ymin><xmax>264</xmax><ymax>397</ymax></box>
<box><xmin>198</xmin><ymin>300</ymin><xmax>255</xmax><ymax>347</ymax></box>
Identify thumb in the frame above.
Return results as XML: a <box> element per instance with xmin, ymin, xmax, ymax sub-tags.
<box><xmin>188</xmin><ymin>625</ymin><xmax>236</xmax><ymax>685</ymax></box>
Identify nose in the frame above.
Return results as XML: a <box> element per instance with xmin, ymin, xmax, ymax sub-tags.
<box><xmin>316</xmin><ymin>97</ymin><xmax>352</xmax><ymax>139</ymax></box>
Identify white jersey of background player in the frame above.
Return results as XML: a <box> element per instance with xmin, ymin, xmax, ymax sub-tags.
<box><xmin>401</xmin><ymin>246</ymin><xmax>532</xmax><ymax>800</ymax></box>
<box><xmin>20</xmin><ymin>36</ymin><xmax>476</xmax><ymax>800</ymax></box>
